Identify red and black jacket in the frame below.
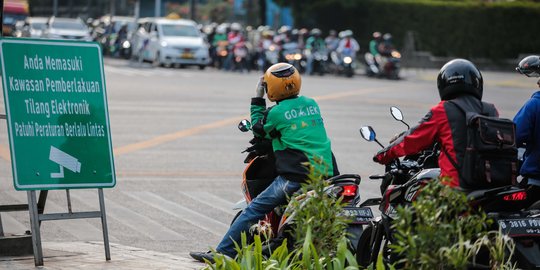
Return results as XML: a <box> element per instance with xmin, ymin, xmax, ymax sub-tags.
<box><xmin>374</xmin><ymin>95</ymin><xmax>497</xmax><ymax>188</ymax></box>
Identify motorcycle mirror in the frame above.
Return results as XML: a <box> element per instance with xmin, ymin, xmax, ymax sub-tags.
<box><xmin>238</xmin><ymin>119</ymin><xmax>252</xmax><ymax>132</ymax></box>
<box><xmin>390</xmin><ymin>106</ymin><xmax>410</xmax><ymax>129</ymax></box>
<box><xmin>390</xmin><ymin>106</ymin><xmax>403</xmax><ymax>121</ymax></box>
<box><xmin>359</xmin><ymin>126</ymin><xmax>376</xmax><ymax>142</ymax></box>
<box><xmin>360</xmin><ymin>126</ymin><xmax>385</xmax><ymax>148</ymax></box>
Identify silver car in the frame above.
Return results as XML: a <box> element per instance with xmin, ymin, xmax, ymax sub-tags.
<box><xmin>131</xmin><ymin>18</ymin><xmax>209</xmax><ymax>69</ymax></box>
<box><xmin>41</xmin><ymin>17</ymin><xmax>92</xmax><ymax>41</ymax></box>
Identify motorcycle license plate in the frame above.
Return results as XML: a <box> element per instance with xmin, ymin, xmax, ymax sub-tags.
<box><xmin>341</xmin><ymin>207</ymin><xmax>373</xmax><ymax>224</ymax></box>
<box><xmin>498</xmin><ymin>218</ymin><xmax>540</xmax><ymax>237</ymax></box>
<box><xmin>181</xmin><ymin>52</ymin><xmax>194</xmax><ymax>59</ymax></box>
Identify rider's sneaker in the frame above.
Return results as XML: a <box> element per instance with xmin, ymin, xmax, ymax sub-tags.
<box><xmin>189</xmin><ymin>251</ymin><xmax>215</xmax><ymax>263</ymax></box>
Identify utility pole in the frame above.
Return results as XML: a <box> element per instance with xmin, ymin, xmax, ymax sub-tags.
<box><xmin>155</xmin><ymin>0</ymin><xmax>161</xmax><ymax>18</ymax></box>
<box><xmin>190</xmin><ymin>0</ymin><xmax>196</xmax><ymax>21</ymax></box>
<box><xmin>53</xmin><ymin>0</ymin><xmax>58</xmax><ymax>16</ymax></box>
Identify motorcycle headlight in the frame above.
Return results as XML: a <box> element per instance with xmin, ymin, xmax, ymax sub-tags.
<box><xmin>269</xmin><ymin>45</ymin><xmax>276</xmax><ymax>51</ymax></box>
<box><xmin>391</xmin><ymin>51</ymin><xmax>401</xmax><ymax>59</ymax></box>
<box><xmin>122</xmin><ymin>40</ymin><xmax>131</xmax><ymax>49</ymax></box>
<box><xmin>343</xmin><ymin>56</ymin><xmax>353</xmax><ymax>64</ymax></box>
<box><xmin>160</xmin><ymin>41</ymin><xmax>168</xmax><ymax>47</ymax></box>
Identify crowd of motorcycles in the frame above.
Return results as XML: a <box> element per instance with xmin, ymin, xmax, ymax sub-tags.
<box><xmin>235</xmin><ymin>107</ymin><xmax>540</xmax><ymax>269</ymax></box>
<box><xmin>206</xmin><ymin>24</ymin><xmax>401</xmax><ymax>79</ymax></box>
<box><xmin>93</xmin><ymin>19</ymin><xmax>402</xmax><ymax>79</ymax></box>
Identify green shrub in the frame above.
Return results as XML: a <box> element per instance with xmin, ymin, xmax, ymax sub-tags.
<box><xmin>204</xmin><ymin>172</ymin><xmax>360</xmax><ymax>269</ymax></box>
<box><xmin>283</xmin><ymin>0</ymin><xmax>540</xmax><ymax>59</ymax></box>
<box><xmin>390</xmin><ymin>180</ymin><xmax>516</xmax><ymax>270</ymax></box>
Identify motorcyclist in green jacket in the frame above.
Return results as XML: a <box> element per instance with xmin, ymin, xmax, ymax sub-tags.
<box><xmin>190</xmin><ymin>63</ymin><xmax>339</xmax><ymax>262</ymax></box>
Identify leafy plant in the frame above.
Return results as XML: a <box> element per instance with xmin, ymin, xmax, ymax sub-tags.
<box><xmin>390</xmin><ymin>180</ymin><xmax>516</xmax><ymax>270</ymax></box>
<box><xmin>204</xmin><ymin>168</ymin><xmax>360</xmax><ymax>269</ymax></box>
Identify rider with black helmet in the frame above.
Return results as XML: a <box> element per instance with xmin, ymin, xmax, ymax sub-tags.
<box><xmin>373</xmin><ymin>59</ymin><xmax>499</xmax><ymax>188</ymax></box>
<box><xmin>514</xmin><ymin>55</ymin><xmax>540</xmax><ymax>203</ymax></box>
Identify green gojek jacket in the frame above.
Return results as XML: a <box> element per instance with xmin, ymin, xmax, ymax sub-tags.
<box><xmin>251</xmin><ymin>95</ymin><xmax>339</xmax><ymax>182</ymax></box>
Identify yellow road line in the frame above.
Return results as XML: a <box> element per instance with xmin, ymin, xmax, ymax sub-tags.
<box><xmin>112</xmin><ymin>87</ymin><xmax>387</xmax><ymax>156</ymax></box>
<box><xmin>0</xmin><ymin>87</ymin><xmax>388</xmax><ymax>161</ymax></box>
<box><xmin>113</xmin><ymin>115</ymin><xmax>248</xmax><ymax>156</ymax></box>
<box><xmin>0</xmin><ymin>144</ymin><xmax>10</xmax><ymax>162</ymax></box>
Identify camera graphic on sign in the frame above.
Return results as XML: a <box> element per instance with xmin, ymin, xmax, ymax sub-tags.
<box><xmin>49</xmin><ymin>146</ymin><xmax>81</xmax><ymax>178</ymax></box>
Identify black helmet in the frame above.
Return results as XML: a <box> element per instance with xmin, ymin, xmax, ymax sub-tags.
<box><xmin>437</xmin><ymin>59</ymin><xmax>483</xmax><ymax>100</ymax></box>
<box><xmin>516</xmin><ymin>55</ymin><xmax>540</xmax><ymax>78</ymax></box>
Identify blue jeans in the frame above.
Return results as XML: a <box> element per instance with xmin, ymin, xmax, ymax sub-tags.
<box><xmin>216</xmin><ymin>175</ymin><xmax>301</xmax><ymax>257</ymax></box>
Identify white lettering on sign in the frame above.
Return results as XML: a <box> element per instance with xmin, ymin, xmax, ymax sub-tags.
<box><xmin>23</xmin><ymin>54</ymin><xmax>44</xmax><ymax>70</ymax></box>
<box><xmin>284</xmin><ymin>106</ymin><xmax>320</xmax><ymax>120</ymax></box>
<box><xmin>23</xmin><ymin>54</ymin><xmax>84</xmax><ymax>71</ymax></box>
<box><xmin>9</xmin><ymin>76</ymin><xmax>46</xmax><ymax>92</ymax></box>
<box><xmin>44</xmin><ymin>56</ymin><xmax>83</xmax><ymax>71</ymax></box>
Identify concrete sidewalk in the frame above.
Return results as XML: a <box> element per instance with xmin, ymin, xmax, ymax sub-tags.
<box><xmin>0</xmin><ymin>241</ymin><xmax>204</xmax><ymax>269</ymax></box>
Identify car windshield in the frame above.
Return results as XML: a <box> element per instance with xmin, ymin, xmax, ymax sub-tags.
<box><xmin>31</xmin><ymin>22</ymin><xmax>46</xmax><ymax>30</ymax></box>
<box><xmin>161</xmin><ymin>24</ymin><xmax>199</xmax><ymax>37</ymax></box>
<box><xmin>113</xmin><ymin>20</ymin><xmax>136</xmax><ymax>32</ymax></box>
<box><xmin>52</xmin><ymin>20</ymin><xmax>87</xmax><ymax>31</ymax></box>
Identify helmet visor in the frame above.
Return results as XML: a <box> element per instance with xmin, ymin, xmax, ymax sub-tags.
<box><xmin>271</xmin><ymin>65</ymin><xmax>295</xmax><ymax>78</ymax></box>
<box><xmin>516</xmin><ymin>67</ymin><xmax>540</xmax><ymax>78</ymax></box>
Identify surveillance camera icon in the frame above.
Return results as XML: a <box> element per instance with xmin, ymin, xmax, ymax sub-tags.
<box><xmin>49</xmin><ymin>146</ymin><xmax>81</xmax><ymax>178</ymax></box>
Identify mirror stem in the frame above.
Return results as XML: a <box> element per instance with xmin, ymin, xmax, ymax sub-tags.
<box><xmin>374</xmin><ymin>139</ymin><xmax>385</xmax><ymax>148</ymax></box>
<box><xmin>401</xmin><ymin>120</ymin><xmax>410</xmax><ymax>129</ymax></box>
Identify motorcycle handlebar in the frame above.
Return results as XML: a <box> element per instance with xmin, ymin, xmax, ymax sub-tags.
<box><xmin>369</xmin><ymin>175</ymin><xmax>386</xmax><ymax>180</ymax></box>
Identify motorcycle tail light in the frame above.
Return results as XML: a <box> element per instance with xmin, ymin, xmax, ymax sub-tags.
<box><xmin>339</xmin><ymin>185</ymin><xmax>358</xmax><ymax>202</ymax></box>
<box><xmin>503</xmin><ymin>191</ymin><xmax>527</xmax><ymax>201</ymax></box>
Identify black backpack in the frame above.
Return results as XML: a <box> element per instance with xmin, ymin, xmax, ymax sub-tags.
<box><xmin>445</xmin><ymin>101</ymin><xmax>518</xmax><ymax>189</ymax></box>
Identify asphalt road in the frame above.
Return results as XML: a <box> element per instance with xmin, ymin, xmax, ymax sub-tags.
<box><xmin>0</xmin><ymin>58</ymin><xmax>536</xmax><ymax>261</ymax></box>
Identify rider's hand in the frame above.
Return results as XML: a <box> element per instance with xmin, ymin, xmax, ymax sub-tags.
<box><xmin>255</xmin><ymin>76</ymin><xmax>266</xmax><ymax>98</ymax></box>
<box><xmin>373</xmin><ymin>150</ymin><xmax>390</xmax><ymax>164</ymax></box>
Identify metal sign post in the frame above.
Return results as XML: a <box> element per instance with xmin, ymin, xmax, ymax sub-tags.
<box><xmin>0</xmin><ymin>38</ymin><xmax>116</xmax><ymax>266</ymax></box>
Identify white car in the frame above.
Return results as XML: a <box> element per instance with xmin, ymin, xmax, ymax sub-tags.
<box><xmin>19</xmin><ymin>17</ymin><xmax>48</xmax><ymax>38</ymax></box>
<box><xmin>41</xmin><ymin>17</ymin><xmax>92</xmax><ymax>41</ymax></box>
<box><xmin>131</xmin><ymin>18</ymin><xmax>209</xmax><ymax>69</ymax></box>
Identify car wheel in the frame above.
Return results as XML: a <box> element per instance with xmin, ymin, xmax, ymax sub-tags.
<box><xmin>199</xmin><ymin>65</ymin><xmax>206</xmax><ymax>70</ymax></box>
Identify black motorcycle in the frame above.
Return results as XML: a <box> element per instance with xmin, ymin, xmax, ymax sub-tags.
<box><xmin>356</xmin><ymin>107</ymin><xmax>540</xmax><ymax>269</ymax></box>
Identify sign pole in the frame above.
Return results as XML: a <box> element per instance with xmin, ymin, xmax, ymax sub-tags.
<box><xmin>98</xmin><ymin>188</ymin><xmax>111</xmax><ymax>260</ymax></box>
<box><xmin>27</xmin><ymin>191</ymin><xmax>44</xmax><ymax>266</ymax></box>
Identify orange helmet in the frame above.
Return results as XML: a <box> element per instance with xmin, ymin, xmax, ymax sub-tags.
<box><xmin>264</xmin><ymin>63</ymin><xmax>301</xmax><ymax>102</ymax></box>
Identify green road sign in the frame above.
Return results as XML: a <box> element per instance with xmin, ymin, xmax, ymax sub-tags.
<box><xmin>0</xmin><ymin>38</ymin><xmax>116</xmax><ymax>190</ymax></box>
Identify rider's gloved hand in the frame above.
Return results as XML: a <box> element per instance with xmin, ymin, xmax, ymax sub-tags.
<box><xmin>373</xmin><ymin>150</ymin><xmax>390</xmax><ymax>164</ymax></box>
<box><xmin>255</xmin><ymin>76</ymin><xmax>266</xmax><ymax>98</ymax></box>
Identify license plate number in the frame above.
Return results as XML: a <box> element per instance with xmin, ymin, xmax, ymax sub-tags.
<box><xmin>181</xmin><ymin>53</ymin><xmax>194</xmax><ymax>59</ymax></box>
<box><xmin>341</xmin><ymin>207</ymin><xmax>373</xmax><ymax>224</ymax></box>
<box><xmin>498</xmin><ymin>218</ymin><xmax>540</xmax><ymax>237</ymax></box>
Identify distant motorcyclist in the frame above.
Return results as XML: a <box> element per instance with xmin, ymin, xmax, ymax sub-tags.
<box><xmin>305</xmin><ymin>28</ymin><xmax>326</xmax><ymax>75</ymax></box>
<box><xmin>379</xmin><ymin>33</ymin><xmax>395</xmax><ymax>56</ymax></box>
<box><xmin>373</xmin><ymin>59</ymin><xmax>499</xmax><ymax>188</ymax></box>
<box><xmin>189</xmin><ymin>63</ymin><xmax>339</xmax><ymax>262</ymax></box>
<box><xmin>514</xmin><ymin>55</ymin><xmax>540</xmax><ymax>205</ymax></box>
<box><xmin>325</xmin><ymin>29</ymin><xmax>339</xmax><ymax>52</ymax></box>
<box><xmin>337</xmin><ymin>30</ymin><xmax>359</xmax><ymax>59</ymax></box>
<box><xmin>224</xmin><ymin>23</ymin><xmax>244</xmax><ymax>70</ymax></box>
<box><xmin>369</xmin><ymin>31</ymin><xmax>383</xmax><ymax>66</ymax></box>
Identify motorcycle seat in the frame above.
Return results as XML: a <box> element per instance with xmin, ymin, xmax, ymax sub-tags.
<box><xmin>326</xmin><ymin>174</ymin><xmax>361</xmax><ymax>185</ymax></box>
<box><xmin>465</xmin><ymin>185</ymin><xmax>518</xmax><ymax>201</ymax></box>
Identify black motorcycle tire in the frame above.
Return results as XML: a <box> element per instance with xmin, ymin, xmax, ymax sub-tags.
<box><xmin>356</xmin><ymin>225</ymin><xmax>375</xmax><ymax>267</ymax></box>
